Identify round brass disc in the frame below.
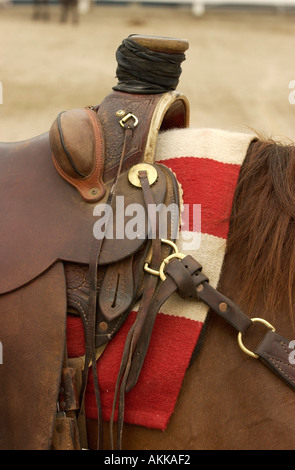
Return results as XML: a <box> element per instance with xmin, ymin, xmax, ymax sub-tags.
<box><xmin>128</xmin><ymin>163</ymin><xmax>158</xmax><ymax>188</ymax></box>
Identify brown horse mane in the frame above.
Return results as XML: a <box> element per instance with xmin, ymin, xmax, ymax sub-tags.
<box><xmin>225</xmin><ymin>136</ymin><xmax>295</xmax><ymax>324</ymax></box>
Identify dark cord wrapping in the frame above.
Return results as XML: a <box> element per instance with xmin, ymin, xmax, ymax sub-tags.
<box><xmin>113</xmin><ymin>38</ymin><xmax>186</xmax><ymax>94</ymax></box>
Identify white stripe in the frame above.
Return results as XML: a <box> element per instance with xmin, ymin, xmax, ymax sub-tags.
<box><xmin>140</xmin><ymin>127</ymin><xmax>252</xmax><ymax>322</ymax></box>
<box><xmin>155</xmin><ymin>127</ymin><xmax>254</xmax><ymax>166</ymax></box>
<box><xmin>133</xmin><ymin>232</ymin><xmax>226</xmax><ymax>323</ymax></box>
<box><xmin>175</xmin><ymin>231</ymin><xmax>226</xmax><ymax>289</ymax></box>
<box><xmin>160</xmin><ymin>232</ymin><xmax>226</xmax><ymax>322</ymax></box>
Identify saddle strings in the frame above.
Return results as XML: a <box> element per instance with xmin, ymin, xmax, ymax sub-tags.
<box><xmin>110</xmin><ymin>170</ymin><xmax>162</xmax><ymax>450</ymax></box>
<box><xmin>79</xmin><ymin>119</ymin><xmax>135</xmax><ymax>450</ymax></box>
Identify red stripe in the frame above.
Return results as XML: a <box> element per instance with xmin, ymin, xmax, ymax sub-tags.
<box><xmin>67</xmin><ymin>315</ymin><xmax>85</xmax><ymax>357</ymax></box>
<box><xmin>158</xmin><ymin>157</ymin><xmax>241</xmax><ymax>239</ymax></box>
<box><xmin>67</xmin><ymin>312</ymin><xmax>203</xmax><ymax>429</ymax></box>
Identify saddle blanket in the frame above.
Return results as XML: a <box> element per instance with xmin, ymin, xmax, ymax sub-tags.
<box><xmin>67</xmin><ymin>127</ymin><xmax>254</xmax><ymax>430</ymax></box>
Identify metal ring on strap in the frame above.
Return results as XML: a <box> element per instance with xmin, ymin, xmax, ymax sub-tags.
<box><xmin>237</xmin><ymin>318</ymin><xmax>276</xmax><ymax>359</ymax></box>
<box><xmin>159</xmin><ymin>252</ymin><xmax>186</xmax><ymax>281</ymax></box>
<box><xmin>144</xmin><ymin>239</ymin><xmax>186</xmax><ymax>281</ymax></box>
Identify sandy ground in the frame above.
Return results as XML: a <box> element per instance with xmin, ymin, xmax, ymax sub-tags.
<box><xmin>0</xmin><ymin>3</ymin><xmax>295</xmax><ymax>142</ymax></box>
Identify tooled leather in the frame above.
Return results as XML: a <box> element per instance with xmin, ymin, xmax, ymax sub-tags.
<box><xmin>64</xmin><ymin>162</ymin><xmax>181</xmax><ymax>354</ymax></box>
<box><xmin>97</xmin><ymin>91</ymin><xmax>166</xmax><ymax>180</ymax></box>
<box><xmin>64</xmin><ymin>250</ymin><xmax>143</xmax><ymax>348</ymax></box>
<box><xmin>99</xmin><ymin>257</ymin><xmax>134</xmax><ymax>322</ymax></box>
<box><xmin>64</xmin><ymin>263</ymin><xmax>90</xmax><ymax>324</ymax></box>
<box><xmin>0</xmin><ymin>38</ymin><xmax>192</xmax><ymax>450</ymax></box>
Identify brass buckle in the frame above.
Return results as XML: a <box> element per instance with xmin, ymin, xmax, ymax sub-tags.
<box><xmin>144</xmin><ymin>239</ymin><xmax>186</xmax><ymax>281</ymax></box>
<box><xmin>119</xmin><ymin>112</ymin><xmax>139</xmax><ymax>128</ymax></box>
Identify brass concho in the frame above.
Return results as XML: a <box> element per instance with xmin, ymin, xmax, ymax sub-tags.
<box><xmin>128</xmin><ymin>163</ymin><xmax>158</xmax><ymax>188</ymax></box>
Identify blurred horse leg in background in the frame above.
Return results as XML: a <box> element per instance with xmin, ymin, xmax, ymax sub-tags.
<box><xmin>60</xmin><ymin>0</ymin><xmax>79</xmax><ymax>24</ymax></box>
<box><xmin>32</xmin><ymin>0</ymin><xmax>50</xmax><ymax>21</ymax></box>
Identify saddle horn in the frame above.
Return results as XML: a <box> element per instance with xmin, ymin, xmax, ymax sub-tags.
<box><xmin>129</xmin><ymin>34</ymin><xmax>189</xmax><ymax>54</ymax></box>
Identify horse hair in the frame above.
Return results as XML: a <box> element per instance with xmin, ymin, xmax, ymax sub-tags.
<box><xmin>226</xmin><ymin>137</ymin><xmax>295</xmax><ymax>324</ymax></box>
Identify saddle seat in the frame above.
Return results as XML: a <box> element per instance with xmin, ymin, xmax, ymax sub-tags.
<box><xmin>0</xmin><ymin>104</ymin><xmax>182</xmax><ymax>296</ymax></box>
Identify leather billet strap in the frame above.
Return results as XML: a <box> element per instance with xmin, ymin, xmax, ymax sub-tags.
<box><xmin>127</xmin><ymin>254</ymin><xmax>295</xmax><ymax>394</ymax></box>
<box><xmin>79</xmin><ymin>118</ymin><xmax>137</xmax><ymax>450</ymax></box>
<box><xmin>110</xmin><ymin>169</ymin><xmax>163</xmax><ymax>450</ymax></box>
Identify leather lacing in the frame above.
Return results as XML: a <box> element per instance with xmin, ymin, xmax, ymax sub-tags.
<box><xmin>79</xmin><ymin>120</ymin><xmax>135</xmax><ymax>450</ymax></box>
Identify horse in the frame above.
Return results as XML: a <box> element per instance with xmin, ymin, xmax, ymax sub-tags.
<box><xmin>81</xmin><ymin>128</ymin><xmax>295</xmax><ymax>451</ymax></box>
<box><xmin>32</xmin><ymin>0</ymin><xmax>50</xmax><ymax>21</ymax></box>
<box><xmin>60</xmin><ymin>0</ymin><xmax>79</xmax><ymax>24</ymax></box>
<box><xmin>1</xmin><ymin>122</ymin><xmax>295</xmax><ymax>451</ymax></box>
<box><xmin>1</xmin><ymin>32</ymin><xmax>295</xmax><ymax>451</ymax></box>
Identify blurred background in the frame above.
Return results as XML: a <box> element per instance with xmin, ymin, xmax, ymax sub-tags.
<box><xmin>0</xmin><ymin>0</ymin><xmax>294</xmax><ymax>142</ymax></box>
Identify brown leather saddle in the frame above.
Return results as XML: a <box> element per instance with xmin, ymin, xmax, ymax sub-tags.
<box><xmin>0</xmin><ymin>35</ymin><xmax>190</xmax><ymax>450</ymax></box>
<box><xmin>1</xmin><ymin>34</ymin><xmax>295</xmax><ymax>452</ymax></box>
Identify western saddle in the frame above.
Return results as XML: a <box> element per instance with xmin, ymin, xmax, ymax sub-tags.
<box><xmin>0</xmin><ymin>35</ymin><xmax>190</xmax><ymax>450</ymax></box>
<box><xmin>1</xmin><ymin>34</ymin><xmax>295</xmax><ymax>451</ymax></box>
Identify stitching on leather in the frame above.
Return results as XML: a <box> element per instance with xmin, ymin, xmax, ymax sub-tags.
<box><xmin>86</xmin><ymin>108</ymin><xmax>103</xmax><ymax>177</ymax></box>
<box><xmin>66</xmin><ymin>275</ymin><xmax>86</xmax><ymax>292</ymax></box>
<box><xmin>70</xmin><ymin>299</ymin><xmax>88</xmax><ymax>326</ymax></box>
<box><xmin>51</xmin><ymin>109</ymin><xmax>105</xmax><ymax>201</ymax></box>
<box><xmin>280</xmin><ymin>340</ymin><xmax>289</xmax><ymax>354</ymax></box>
<box><xmin>269</xmin><ymin>357</ymin><xmax>295</xmax><ymax>385</ymax></box>
<box><xmin>108</xmin><ymin>314</ymin><xmax>127</xmax><ymax>336</ymax></box>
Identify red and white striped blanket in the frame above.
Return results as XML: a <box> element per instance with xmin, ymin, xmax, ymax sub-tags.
<box><xmin>66</xmin><ymin>127</ymin><xmax>254</xmax><ymax>430</ymax></box>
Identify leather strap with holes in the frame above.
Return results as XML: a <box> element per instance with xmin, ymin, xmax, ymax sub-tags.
<box><xmin>126</xmin><ymin>255</ymin><xmax>295</xmax><ymax>398</ymax></box>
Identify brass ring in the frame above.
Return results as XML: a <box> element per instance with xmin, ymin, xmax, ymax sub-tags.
<box><xmin>143</xmin><ymin>262</ymin><xmax>160</xmax><ymax>277</ymax></box>
<box><xmin>237</xmin><ymin>317</ymin><xmax>276</xmax><ymax>359</ymax></box>
<box><xmin>144</xmin><ymin>239</ymin><xmax>181</xmax><ymax>279</ymax></box>
<box><xmin>159</xmin><ymin>252</ymin><xmax>186</xmax><ymax>281</ymax></box>
<box><xmin>160</xmin><ymin>239</ymin><xmax>179</xmax><ymax>253</ymax></box>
